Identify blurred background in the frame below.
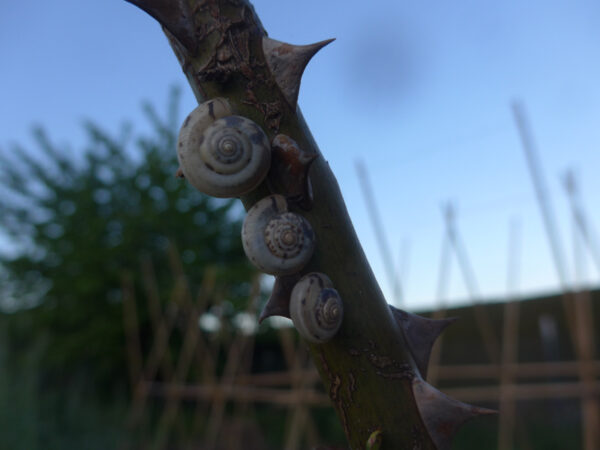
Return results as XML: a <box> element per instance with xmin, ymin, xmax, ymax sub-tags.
<box><xmin>1</xmin><ymin>0</ymin><xmax>599</xmax><ymax>449</ymax></box>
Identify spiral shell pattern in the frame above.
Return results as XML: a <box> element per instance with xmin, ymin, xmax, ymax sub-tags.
<box><xmin>177</xmin><ymin>99</ymin><xmax>271</xmax><ymax>198</ymax></box>
<box><xmin>242</xmin><ymin>195</ymin><xmax>315</xmax><ymax>276</ymax></box>
<box><xmin>265</xmin><ymin>212</ymin><xmax>306</xmax><ymax>259</ymax></box>
<box><xmin>290</xmin><ymin>272</ymin><xmax>343</xmax><ymax>344</ymax></box>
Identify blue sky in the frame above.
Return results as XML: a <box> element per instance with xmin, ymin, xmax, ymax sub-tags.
<box><xmin>2</xmin><ymin>0</ymin><xmax>600</xmax><ymax>310</ymax></box>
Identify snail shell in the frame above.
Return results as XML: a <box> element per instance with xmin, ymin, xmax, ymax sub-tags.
<box><xmin>177</xmin><ymin>98</ymin><xmax>271</xmax><ymax>198</ymax></box>
<box><xmin>290</xmin><ymin>272</ymin><xmax>343</xmax><ymax>343</ymax></box>
<box><xmin>242</xmin><ymin>194</ymin><xmax>315</xmax><ymax>276</ymax></box>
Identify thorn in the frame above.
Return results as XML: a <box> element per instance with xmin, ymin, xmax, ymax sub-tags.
<box><xmin>125</xmin><ymin>0</ymin><xmax>197</xmax><ymax>52</ymax></box>
<box><xmin>262</xmin><ymin>37</ymin><xmax>335</xmax><ymax>108</ymax></box>
<box><xmin>258</xmin><ymin>274</ymin><xmax>300</xmax><ymax>323</ymax></box>
<box><xmin>390</xmin><ymin>305</ymin><xmax>457</xmax><ymax>379</ymax></box>
<box><xmin>412</xmin><ymin>378</ymin><xmax>496</xmax><ymax>450</ymax></box>
<box><xmin>269</xmin><ymin>134</ymin><xmax>317</xmax><ymax>210</ymax></box>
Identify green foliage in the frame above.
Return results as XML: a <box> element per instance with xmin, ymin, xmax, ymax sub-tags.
<box><xmin>0</xmin><ymin>86</ymin><xmax>255</xmax><ymax>388</ymax></box>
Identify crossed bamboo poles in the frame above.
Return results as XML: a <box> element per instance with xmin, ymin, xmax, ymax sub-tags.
<box><xmin>121</xmin><ymin>243</ymin><xmax>330</xmax><ymax>449</ymax></box>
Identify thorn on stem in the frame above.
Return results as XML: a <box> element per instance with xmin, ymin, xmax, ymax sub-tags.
<box><xmin>262</xmin><ymin>37</ymin><xmax>335</xmax><ymax>108</ymax></box>
<box><xmin>258</xmin><ymin>273</ymin><xmax>300</xmax><ymax>323</ymax></box>
<box><xmin>412</xmin><ymin>378</ymin><xmax>497</xmax><ymax>450</ymax></box>
<box><xmin>390</xmin><ymin>305</ymin><xmax>456</xmax><ymax>378</ymax></box>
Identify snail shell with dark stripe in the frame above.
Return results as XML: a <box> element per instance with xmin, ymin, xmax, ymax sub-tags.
<box><xmin>177</xmin><ymin>98</ymin><xmax>271</xmax><ymax>198</ymax></box>
<box><xmin>290</xmin><ymin>272</ymin><xmax>343</xmax><ymax>343</ymax></box>
<box><xmin>242</xmin><ymin>194</ymin><xmax>315</xmax><ymax>275</ymax></box>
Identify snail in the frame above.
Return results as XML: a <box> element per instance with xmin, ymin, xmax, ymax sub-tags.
<box><xmin>177</xmin><ymin>98</ymin><xmax>271</xmax><ymax>198</ymax></box>
<box><xmin>290</xmin><ymin>272</ymin><xmax>343</xmax><ymax>343</ymax></box>
<box><xmin>242</xmin><ymin>194</ymin><xmax>315</xmax><ymax>276</ymax></box>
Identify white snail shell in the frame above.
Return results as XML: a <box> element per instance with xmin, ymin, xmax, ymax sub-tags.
<box><xmin>177</xmin><ymin>98</ymin><xmax>271</xmax><ymax>198</ymax></box>
<box><xmin>242</xmin><ymin>194</ymin><xmax>315</xmax><ymax>276</ymax></box>
<box><xmin>290</xmin><ymin>272</ymin><xmax>343</xmax><ymax>344</ymax></box>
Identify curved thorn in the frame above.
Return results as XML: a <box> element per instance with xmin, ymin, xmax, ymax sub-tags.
<box><xmin>125</xmin><ymin>0</ymin><xmax>197</xmax><ymax>52</ymax></box>
<box><xmin>262</xmin><ymin>37</ymin><xmax>335</xmax><ymax>108</ymax></box>
<box><xmin>412</xmin><ymin>378</ymin><xmax>496</xmax><ymax>450</ymax></box>
<box><xmin>269</xmin><ymin>134</ymin><xmax>317</xmax><ymax>210</ymax></box>
<box><xmin>390</xmin><ymin>305</ymin><xmax>457</xmax><ymax>378</ymax></box>
<box><xmin>258</xmin><ymin>274</ymin><xmax>300</xmax><ymax>323</ymax></box>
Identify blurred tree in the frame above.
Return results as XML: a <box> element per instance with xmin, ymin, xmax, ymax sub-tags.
<box><xmin>0</xmin><ymin>86</ymin><xmax>256</xmax><ymax>389</ymax></box>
